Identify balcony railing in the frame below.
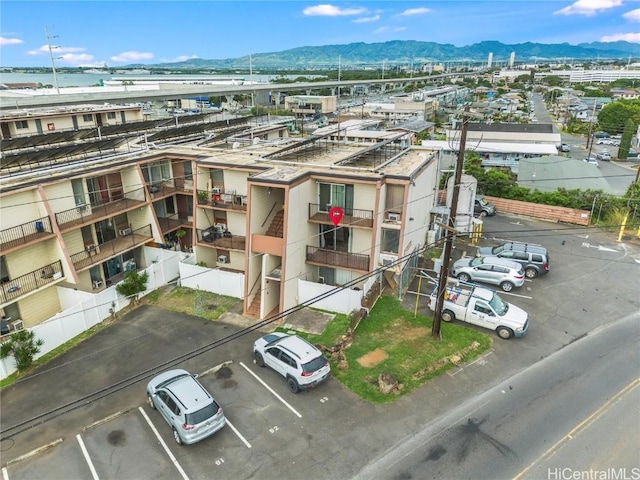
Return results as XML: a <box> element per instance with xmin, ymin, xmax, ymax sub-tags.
<box><xmin>198</xmin><ymin>189</ymin><xmax>247</xmax><ymax>211</ymax></box>
<box><xmin>148</xmin><ymin>181</ymin><xmax>177</xmax><ymax>199</ymax></box>
<box><xmin>55</xmin><ymin>188</ymin><xmax>147</xmax><ymax>229</ymax></box>
<box><xmin>158</xmin><ymin>215</ymin><xmax>191</xmax><ymax>233</ymax></box>
<box><xmin>308</xmin><ymin>204</ymin><xmax>374</xmax><ymax>228</ymax></box>
<box><xmin>1</xmin><ymin>260</ymin><xmax>63</xmax><ymax>304</ymax></box>
<box><xmin>197</xmin><ymin>228</ymin><xmax>246</xmax><ymax>251</ymax></box>
<box><xmin>0</xmin><ymin>216</ymin><xmax>54</xmax><ymax>250</ymax></box>
<box><xmin>306</xmin><ymin>246</ymin><xmax>370</xmax><ymax>272</ymax></box>
<box><xmin>70</xmin><ymin>224</ymin><xmax>153</xmax><ymax>271</ymax></box>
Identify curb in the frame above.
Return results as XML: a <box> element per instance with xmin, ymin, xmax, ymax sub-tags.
<box><xmin>6</xmin><ymin>438</ymin><xmax>63</xmax><ymax>466</ymax></box>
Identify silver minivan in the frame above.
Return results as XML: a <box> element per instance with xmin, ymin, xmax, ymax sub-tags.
<box><xmin>146</xmin><ymin>369</ymin><xmax>226</xmax><ymax>445</ymax></box>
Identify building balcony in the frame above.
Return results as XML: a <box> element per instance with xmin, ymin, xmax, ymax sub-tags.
<box><xmin>0</xmin><ymin>216</ymin><xmax>56</xmax><ymax>254</ymax></box>
<box><xmin>308</xmin><ymin>204</ymin><xmax>374</xmax><ymax>228</ymax></box>
<box><xmin>70</xmin><ymin>224</ymin><xmax>153</xmax><ymax>272</ymax></box>
<box><xmin>1</xmin><ymin>260</ymin><xmax>63</xmax><ymax>305</ymax></box>
<box><xmin>147</xmin><ymin>182</ymin><xmax>178</xmax><ymax>199</ymax></box>
<box><xmin>197</xmin><ymin>228</ymin><xmax>246</xmax><ymax>251</ymax></box>
<box><xmin>306</xmin><ymin>246</ymin><xmax>370</xmax><ymax>272</ymax></box>
<box><xmin>197</xmin><ymin>189</ymin><xmax>247</xmax><ymax>212</ymax></box>
<box><xmin>158</xmin><ymin>215</ymin><xmax>192</xmax><ymax>234</ymax></box>
<box><xmin>55</xmin><ymin>187</ymin><xmax>147</xmax><ymax>231</ymax></box>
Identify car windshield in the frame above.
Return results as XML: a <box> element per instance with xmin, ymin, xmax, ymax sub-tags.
<box><xmin>185</xmin><ymin>401</ymin><xmax>219</xmax><ymax>426</ymax></box>
<box><xmin>478</xmin><ymin>197</ymin><xmax>488</xmax><ymax>206</ymax></box>
<box><xmin>470</xmin><ymin>257</ymin><xmax>484</xmax><ymax>267</ymax></box>
<box><xmin>491</xmin><ymin>245</ymin><xmax>505</xmax><ymax>254</ymax></box>
<box><xmin>302</xmin><ymin>355</ymin><xmax>328</xmax><ymax>373</ymax></box>
<box><xmin>489</xmin><ymin>293</ymin><xmax>508</xmax><ymax>315</ymax></box>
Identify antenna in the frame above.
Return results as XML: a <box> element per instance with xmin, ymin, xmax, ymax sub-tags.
<box><xmin>45</xmin><ymin>26</ymin><xmax>60</xmax><ymax>94</ymax></box>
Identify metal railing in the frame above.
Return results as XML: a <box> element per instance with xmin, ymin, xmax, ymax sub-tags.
<box><xmin>308</xmin><ymin>203</ymin><xmax>374</xmax><ymax>228</ymax></box>
<box><xmin>55</xmin><ymin>187</ymin><xmax>147</xmax><ymax>227</ymax></box>
<box><xmin>0</xmin><ymin>216</ymin><xmax>53</xmax><ymax>248</ymax></box>
<box><xmin>158</xmin><ymin>215</ymin><xmax>191</xmax><ymax>232</ymax></box>
<box><xmin>1</xmin><ymin>260</ymin><xmax>63</xmax><ymax>304</ymax></box>
<box><xmin>70</xmin><ymin>224</ymin><xmax>153</xmax><ymax>270</ymax></box>
<box><xmin>306</xmin><ymin>246</ymin><xmax>370</xmax><ymax>271</ymax></box>
<box><xmin>197</xmin><ymin>228</ymin><xmax>246</xmax><ymax>250</ymax></box>
<box><xmin>197</xmin><ymin>189</ymin><xmax>247</xmax><ymax>211</ymax></box>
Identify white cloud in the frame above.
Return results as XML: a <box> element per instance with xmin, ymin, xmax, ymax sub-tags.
<box><xmin>110</xmin><ymin>51</ymin><xmax>154</xmax><ymax>62</ymax></box>
<box><xmin>27</xmin><ymin>45</ymin><xmax>86</xmax><ymax>55</ymax></box>
<box><xmin>303</xmin><ymin>4</ymin><xmax>367</xmax><ymax>16</ymax></box>
<box><xmin>353</xmin><ymin>14</ymin><xmax>380</xmax><ymax>23</ymax></box>
<box><xmin>600</xmin><ymin>32</ymin><xmax>640</xmax><ymax>42</ymax></box>
<box><xmin>623</xmin><ymin>8</ymin><xmax>640</xmax><ymax>22</ymax></box>
<box><xmin>374</xmin><ymin>26</ymin><xmax>407</xmax><ymax>34</ymax></box>
<box><xmin>0</xmin><ymin>37</ymin><xmax>23</xmax><ymax>46</ymax></box>
<box><xmin>396</xmin><ymin>7</ymin><xmax>431</xmax><ymax>17</ymax></box>
<box><xmin>554</xmin><ymin>0</ymin><xmax>622</xmax><ymax>16</ymax></box>
<box><xmin>58</xmin><ymin>53</ymin><xmax>95</xmax><ymax>66</ymax></box>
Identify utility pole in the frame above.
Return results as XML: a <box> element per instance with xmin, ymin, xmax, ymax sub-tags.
<box><xmin>585</xmin><ymin>100</ymin><xmax>598</xmax><ymax>152</ymax></box>
<box><xmin>45</xmin><ymin>26</ymin><xmax>60</xmax><ymax>95</ymax></box>
<box><xmin>432</xmin><ymin>108</ymin><xmax>469</xmax><ymax>340</ymax></box>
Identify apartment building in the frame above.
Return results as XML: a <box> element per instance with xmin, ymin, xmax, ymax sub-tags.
<box><xmin>1</xmin><ymin>104</ymin><xmax>440</xmax><ymax>330</ymax></box>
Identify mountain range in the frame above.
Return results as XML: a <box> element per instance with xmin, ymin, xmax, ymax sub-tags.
<box><xmin>135</xmin><ymin>40</ymin><xmax>640</xmax><ymax>69</ymax></box>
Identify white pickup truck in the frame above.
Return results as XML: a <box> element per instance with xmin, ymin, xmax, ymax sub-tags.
<box><xmin>428</xmin><ymin>282</ymin><xmax>529</xmax><ymax>339</ymax></box>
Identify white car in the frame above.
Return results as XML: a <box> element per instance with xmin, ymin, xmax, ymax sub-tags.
<box><xmin>253</xmin><ymin>333</ymin><xmax>331</xmax><ymax>393</ymax></box>
<box><xmin>596</xmin><ymin>138</ymin><xmax>612</xmax><ymax>145</ymax></box>
<box><xmin>584</xmin><ymin>157</ymin><xmax>599</xmax><ymax>166</ymax></box>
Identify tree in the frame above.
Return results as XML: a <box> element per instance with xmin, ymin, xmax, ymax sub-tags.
<box><xmin>116</xmin><ymin>270</ymin><xmax>149</xmax><ymax>305</ymax></box>
<box><xmin>0</xmin><ymin>330</ymin><xmax>44</xmax><ymax>372</ymax></box>
<box><xmin>618</xmin><ymin>118</ymin><xmax>636</xmax><ymax>160</ymax></box>
<box><xmin>598</xmin><ymin>99</ymin><xmax>640</xmax><ymax>135</ymax></box>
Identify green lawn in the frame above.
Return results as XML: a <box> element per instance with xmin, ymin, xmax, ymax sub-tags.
<box><xmin>292</xmin><ymin>296</ymin><xmax>493</xmax><ymax>403</ymax></box>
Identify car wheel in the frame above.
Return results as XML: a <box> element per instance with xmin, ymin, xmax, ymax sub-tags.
<box><xmin>172</xmin><ymin>428</ymin><xmax>183</xmax><ymax>445</ymax></box>
<box><xmin>524</xmin><ymin>268</ymin><xmax>538</xmax><ymax>279</ymax></box>
<box><xmin>500</xmin><ymin>281</ymin><xmax>514</xmax><ymax>292</ymax></box>
<box><xmin>287</xmin><ymin>377</ymin><xmax>300</xmax><ymax>394</ymax></box>
<box><xmin>457</xmin><ymin>273</ymin><xmax>471</xmax><ymax>283</ymax></box>
<box><xmin>497</xmin><ymin>326</ymin><xmax>514</xmax><ymax>339</ymax></box>
<box><xmin>147</xmin><ymin>394</ymin><xmax>155</xmax><ymax>410</ymax></box>
<box><xmin>441</xmin><ymin>310</ymin><xmax>455</xmax><ymax>322</ymax></box>
<box><xmin>254</xmin><ymin>351</ymin><xmax>265</xmax><ymax>367</ymax></box>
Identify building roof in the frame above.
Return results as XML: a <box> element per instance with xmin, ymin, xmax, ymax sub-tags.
<box><xmin>517</xmin><ymin>156</ymin><xmax>611</xmax><ymax>192</ymax></box>
<box><xmin>465</xmin><ymin>123</ymin><xmax>555</xmax><ymax>134</ymax></box>
<box><xmin>420</xmin><ymin>140</ymin><xmax>558</xmax><ymax>155</ymax></box>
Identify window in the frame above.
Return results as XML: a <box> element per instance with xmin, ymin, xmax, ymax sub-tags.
<box><xmin>318</xmin><ymin>182</ymin><xmax>353</xmax><ymax>213</ymax></box>
<box><xmin>83</xmin><ymin>114</ymin><xmax>93</xmax><ymax>122</ymax></box>
<box><xmin>381</xmin><ymin>228</ymin><xmax>400</xmax><ymax>253</ymax></box>
<box><xmin>279</xmin><ymin>351</ymin><xmax>294</xmax><ymax>367</ymax></box>
<box><xmin>531</xmin><ymin>254</ymin><xmax>543</xmax><ymax>262</ymax></box>
<box><xmin>106</xmin><ymin>112</ymin><xmax>116</xmax><ymax>119</ymax></box>
<box><xmin>385</xmin><ymin>184</ymin><xmax>404</xmax><ymax>213</ymax></box>
<box><xmin>16</xmin><ymin>120</ymin><xmax>28</xmax><ymax>129</ymax></box>
<box><xmin>513</xmin><ymin>252</ymin><xmax>528</xmax><ymax>261</ymax></box>
<box><xmin>474</xmin><ymin>303</ymin><xmax>493</xmax><ymax>315</ymax></box>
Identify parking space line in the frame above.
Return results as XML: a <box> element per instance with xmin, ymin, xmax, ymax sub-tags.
<box><xmin>225</xmin><ymin>419</ymin><xmax>251</xmax><ymax>449</ymax></box>
<box><xmin>238</xmin><ymin>362</ymin><xmax>302</xmax><ymax>418</ymax></box>
<box><xmin>138</xmin><ymin>407</ymin><xmax>190</xmax><ymax>480</ymax></box>
<box><xmin>2</xmin><ymin>466</ymin><xmax>9</xmax><ymax>480</ymax></box>
<box><xmin>76</xmin><ymin>434</ymin><xmax>99</xmax><ymax>480</ymax></box>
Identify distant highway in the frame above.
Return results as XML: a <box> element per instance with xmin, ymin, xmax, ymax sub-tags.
<box><xmin>0</xmin><ymin>71</ymin><xmax>478</xmax><ymax>109</ymax></box>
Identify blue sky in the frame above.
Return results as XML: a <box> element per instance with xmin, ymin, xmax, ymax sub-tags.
<box><xmin>1</xmin><ymin>1</ymin><xmax>639</xmax><ymax>67</ymax></box>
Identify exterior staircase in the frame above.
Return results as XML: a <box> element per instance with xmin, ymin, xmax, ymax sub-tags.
<box><xmin>246</xmin><ymin>289</ymin><xmax>261</xmax><ymax>318</ymax></box>
<box><xmin>266</xmin><ymin>210</ymin><xmax>284</xmax><ymax>238</ymax></box>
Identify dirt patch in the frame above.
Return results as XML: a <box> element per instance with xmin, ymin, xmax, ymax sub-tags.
<box><xmin>357</xmin><ymin>348</ymin><xmax>389</xmax><ymax>367</ymax></box>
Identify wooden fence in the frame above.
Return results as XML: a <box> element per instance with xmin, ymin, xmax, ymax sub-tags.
<box><xmin>483</xmin><ymin>196</ymin><xmax>590</xmax><ymax>225</ymax></box>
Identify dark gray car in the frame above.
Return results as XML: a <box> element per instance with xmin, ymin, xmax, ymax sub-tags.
<box><xmin>477</xmin><ymin>242</ymin><xmax>550</xmax><ymax>278</ymax></box>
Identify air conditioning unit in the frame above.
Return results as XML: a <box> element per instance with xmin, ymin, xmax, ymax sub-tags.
<box><xmin>380</xmin><ymin>254</ymin><xmax>397</xmax><ymax>266</ymax></box>
<box><xmin>10</xmin><ymin>320</ymin><xmax>24</xmax><ymax>331</ymax></box>
<box><xmin>387</xmin><ymin>213</ymin><xmax>401</xmax><ymax>222</ymax></box>
<box><xmin>119</xmin><ymin>227</ymin><xmax>132</xmax><ymax>236</ymax></box>
<box><xmin>218</xmin><ymin>255</ymin><xmax>228</xmax><ymax>263</ymax></box>
<box><xmin>318</xmin><ymin>276</ymin><xmax>325</xmax><ymax>284</ymax></box>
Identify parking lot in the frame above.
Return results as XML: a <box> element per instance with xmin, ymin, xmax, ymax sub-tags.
<box><xmin>1</xmin><ymin>213</ymin><xmax>639</xmax><ymax>480</ymax></box>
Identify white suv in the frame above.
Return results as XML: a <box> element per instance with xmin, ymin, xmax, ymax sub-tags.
<box><xmin>253</xmin><ymin>333</ymin><xmax>331</xmax><ymax>393</ymax></box>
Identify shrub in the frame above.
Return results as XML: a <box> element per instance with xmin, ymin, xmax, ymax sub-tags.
<box><xmin>0</xmin><ymin>330</ymin><xmax>44</xmax><ymax>372</ymax></box>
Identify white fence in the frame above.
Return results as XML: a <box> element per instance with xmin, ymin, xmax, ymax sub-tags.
<box><xmin>0</xmin><ymin>247</ymin><xmax>182</xmax><ymax>380</ymax></box>
<box><xmin>179</xmin><ymin>262</ymin><xmax>245</xmax><ymax>299</ymax></box>
<box><xmin>297</xmin><ymin>279</ymin><xmax>364</xmax><ymax>315</ymax></box>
